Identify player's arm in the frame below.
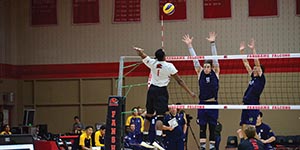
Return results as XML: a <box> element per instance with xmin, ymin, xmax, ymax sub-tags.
<box><xmin>81</xmin><ymin>146</ymin><xmax>92</xmax><ymax>150</ymax></box>
<box><xmin>94</xmin><ymin>131</ymin><xmax>101</xmax><ymax>146</ymax></box>
<box><xmin>240</xmin><ymin>41</ymin><xmax>252</xmax><ymax>75</ymax></box>
<box><xmin>261</xmin><ymin>128</ymin><xmax>276</xmax><ymax>144</ymax></box>
<box><xmin>261</xmin><ymin>136</ymin><xmax>276</xmax><ymax>144</ymax></box>
<box><xmin>248</xmin><ymin>38</ymin><xmax>263</xmax><ymax>77</ymax></box>
<box><xmin>182</xmin><ymin>113</ymin><xmax>188</xmax><ymax>135</ymax></box>
<box><xmin>162</xmin><ymin>116</ymin><xmax>174</xmax><ymax>131</ymax></box>
<box><xmin>206</xmin><ymin>32</ymin><xmax>220</xmax><ymax>78</ymax></box>
<box><xmin>171</xmin><ymin>73</ymin><xmax>196</xmax><ymax>98</ymax></box>
<box><xmin>182</xmin><ymin>34</ymin><xmax>202</xmax><ymax>74</ymax></box>
<box><xmin>162</xmin><ymin>125</ymin><xmax>174</xmax><ymax>131</ymax></box>
<box><xmin>133</xmin><ymin>47</ymin><xmax>147</xmax><ymax>59</ymax></box>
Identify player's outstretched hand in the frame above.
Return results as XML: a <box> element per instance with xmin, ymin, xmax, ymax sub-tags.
<box><xmin>133</xmin><ymin>46</ymin><xmax>144</xmax><ymax>52</ymax></box>
<box><xmin>247</xmin><ymin>38</ymin><xmax>255</xmax><ymax>50</ymax></box>
<box><xmin>206</xmin><ymin>32</ymin><xmax>217</xmax><ymax>42</ymax></box>
<box><xmin>182</xmin><ymin>34</ymin><xmax>193</xmax><ymax>47</ymax></box>
<box><xmin>190</xmin><ymin>92</ymin><xmax>196</xmax><ymax>99</ymax></box>
<box><xmin>133</xmin><ymin>46</ymin><xmax>147</xmax><ymax>58</ymax></box>
<box><xmin>240</xmin><ymin>41</ymin><xmax>246</xmax><ymax>52</ymax></box>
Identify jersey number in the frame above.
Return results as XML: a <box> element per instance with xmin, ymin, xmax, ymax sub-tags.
<box><xmin>156</xmin><ymin>64</ymin><xmax>162</xmax><ymax>76</ymax></box>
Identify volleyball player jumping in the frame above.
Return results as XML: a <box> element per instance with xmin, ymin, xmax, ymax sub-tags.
<box><xmin>239</xmin><ymin>39</ymin><xmax>266</xmax><ymax>140</ymax></box>
<box><xmin>182</xmin><ymin>32</ymin><xmax>220</xmax><ymax>150</ymax></box>
<box><xmin>133</xmin><ymin>47</ymin><xmax>196</xmax><ymax>150</ymax></box>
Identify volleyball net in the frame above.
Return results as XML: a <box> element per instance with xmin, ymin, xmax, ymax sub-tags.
<box><xmin>117</xmin><ymin>53</ymin><xmax>300</xmax><ymax>110</ymax></box>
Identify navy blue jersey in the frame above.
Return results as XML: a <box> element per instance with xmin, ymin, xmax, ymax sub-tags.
<box><xmin>163</xmin><ymin>113</ymin><xmax>186</xmax><ymax>141</ymax></box>
<box><xmin>124</xmin><ymin>130</ymin><xmax>143</xmax><ymax>145</ymax></box>
<box><xmin>256</xmin><ymin>123</ymin><xmax>275</xmax><ymax>141</ymax></box>
<box><xmin>126</xmin><ymin>115</ymin><xmax>144</xmax><ymax>133</ymax></box>
<box><xmin>243</xmin><ymin>73</ymin><xmax>266</xmax><ymax>104</ymax></box>
<box><xmin>256</xmin><ymin>123</ymin><xmax>275</xmax><ymax>149</ymax></box>
<box><xmin>199</xmin><ymin>70</ymin><xmax>219</xmax><ymax>102</ymax></box>
<box><xmin>238</xmin><ymin>138</ymin><xmax>265</xmax><ymax>150</ymax></box>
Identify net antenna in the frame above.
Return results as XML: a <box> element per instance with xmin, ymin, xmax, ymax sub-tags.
<box><xmin>118</xmin><ymin>53</ymin><xmax>300</xmax><ymax>110</ymax></box>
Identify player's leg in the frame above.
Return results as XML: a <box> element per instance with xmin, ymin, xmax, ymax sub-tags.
<box><xmin>177</xmin><ymin>138</ymin><xmax>185</xmax><ymax>150</ymax></box>
<box><xmin>152</xmin><ymin>87</ymin><xmax>169</xmax><ymax>150</ymax></box>
<box><xmin>198</xmin><ymin>109</ymin><xmax>207</xmax><ymax>150</ymax></box>
<box><xmin>240</xmin><ymin>109</ymin><xmax>259</xmax><ymax>140</ymax></box>
<box><xmin>239</xmin><ymin>109</ymin><xmax>249</xmax><ymax>140</ymax></box>
<box><xmin>165</xmin><ymin>139</ymin><xmax>175</xmax><ymax>150</ymax></box>
<box><xmin>248</xmin><ymin>110</ymin><xmax>260</xmax><ymax>139</ymax></box>
<box><xmin>208</xmin><ymin>109</ymin><xmax>219</xmax><ymax>150</ymax></box>
<box><xmin>143</xmin><ymin>86</ymin><xmax>155</xmax><ymax>141</ymax></box>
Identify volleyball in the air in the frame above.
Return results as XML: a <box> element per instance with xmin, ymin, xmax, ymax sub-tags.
<box><xmin>163</xmin><ymin>3</ymin><xmax>175</xmax><ymax>15</ymax></box>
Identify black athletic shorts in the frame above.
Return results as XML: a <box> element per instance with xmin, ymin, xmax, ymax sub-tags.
<box><xmin>146</xmin><ymin>84</ymin><xmax>169</xmax><ymax>115</ymax></box>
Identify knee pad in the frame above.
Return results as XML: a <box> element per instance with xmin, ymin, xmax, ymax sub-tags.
<box><xmin>200</xmin><ymin>125</ymin><xmax>207</xmax><ymax>138</ymax></box>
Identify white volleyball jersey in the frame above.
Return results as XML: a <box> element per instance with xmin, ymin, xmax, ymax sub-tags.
<box><xmin>143</xmin><ymin>56</ymin><xmax>178</xmax><ymax>87</ymax></box>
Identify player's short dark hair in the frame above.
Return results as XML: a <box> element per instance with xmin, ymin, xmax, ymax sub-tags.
<box><xmin>155</xmin><ymin>49</ymin><xmax>165</xmax><ymax>61</ymax></box>
<box><xmin>204</xmin><ymin>60</ymin><xmax>213</xmax><ymax>67</ymax></box>
<box><xmin>85</xmin><ymin>126</ymin><xmax>93</xmax><ymax>130</ymax></box>
<box><xmin>244</xmin><ymin>125</ymin><xmax>256</xmax><ymax>138</ymax></box>
<box><xmin>259</xmin><ymin>111</ymin><xmax>263</xmax><ymax>117</ymax></box>
<box><xmin>74</xmin><ymin>116</ymin><xmax>80</xmax><ymax>120</ymax></box>
<box><xmin>100</xmin><ymin>125</ymin><xmax>106</xmax><ymax>130</ymax></box>
<box><xmin>1</xmin><ymin>124</ymin><xmax>9</xmax><ymax>131</ymax></box>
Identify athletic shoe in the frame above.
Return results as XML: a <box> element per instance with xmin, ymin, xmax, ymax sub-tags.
<box><xmin>140</xmin><ymin>141</ymin><xmax>155</xmax><ymax>149</ymax></box>
<box><xmin>200</xmin><ymin>143</ymin><xmax>206</xmax><ymax>150</ymax></box>
<box><xmin>209</xmin><ymin>143</ymin><xmax>216</xmax><ymax>150</ymax></box>
<box><xmin>152</xmin><ymin>141</ymin><xmax>165</xmax><ymax>150</ymax></box>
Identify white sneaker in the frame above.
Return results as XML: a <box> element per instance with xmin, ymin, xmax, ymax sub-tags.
<box><xmin>140</xmin><ymin>141</ymin><xmax>155</xmax><ymax>149</ymax></box>
<box><xmin>152</xmin><ymin>141</ymin><xmax>165</xmax><ymax>150</ymax></box>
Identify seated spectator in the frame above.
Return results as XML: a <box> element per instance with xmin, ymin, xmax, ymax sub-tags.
<box><xmin>124</xmin><ymin>123</ymin><xmax>154</xmax><ymax>149</ymax></box>
<box><xmin>0</xmin><ymin>124</ymin><xmax>12</xmax><ymax>135</ymax></box>
<box><xmin>73</xmin><ymin>116</ymin><xmax>85</xmax><ymax>134</ymax></box>
<box><xmin>94</xmin><ymin>125</ymin><xmax>106</xmax><ymax>149</ymax></box>
<box><xmin>238</xmin><ymin>125</ymin><xmax>264</xmax><ymax>150</ymax></box>
<box><xmin>79</xmin><ymin>126</ymin><xmax>93</xmax><ymax>150</ymax></box>
<box><xmin>126</xmin><ymin>107</ymin><xmax>144</xmax><ymax>133</ymax></box>
<box><xmin>256</xmin><ymin>112</ymin><xmax>276</xmax><ymax>150</ymax></box>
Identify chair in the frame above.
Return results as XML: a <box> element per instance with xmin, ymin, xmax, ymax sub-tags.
<box><xmin>275</xmin><ymin>136</ymin><xmax>287</xmax><ymax>145</ymax></box>
<box><xmin>225</xmin><ymin>136</ymin><xmax>238</xmax><ymax>149</ymax></box>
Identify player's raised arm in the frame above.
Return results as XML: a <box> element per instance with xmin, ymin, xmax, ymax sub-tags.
<box><xmin>133</xmin><ymin>46</ymin><xmax>147</xmax><ymax>59</ymax></box>
<box><xmin>240</xmin><ymin>41</ymin><xmax>252</xmax><ymax>75</ymax></box>
<box><xmin>171</xmin><ymin>73</ymin><xmax>196</xmax><ymax>98</ymax></box>
<box><xmin>182</xmin><ymin>34</ymin><xmax>202</xmax><ymax>74</ymax></box>
<box><xmin>248</xmin><ymin>38</ymin><xmax>263</xmax><ymax>77</ymax></box>
<box><xmin>206</xmin><ymin>32</ymin><xmax>220</xmax><ymax>78</ymax></box>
